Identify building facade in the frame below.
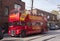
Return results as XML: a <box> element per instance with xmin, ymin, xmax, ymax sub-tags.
<box><xmin>0</xmin><ymin>0</ymin><xmax>25</xmax><ymax>23</ymax></box>
<box><xmin>32</xmin><ymin>9</ymin><xmax>57</xmax><ymax>21</ymax></box>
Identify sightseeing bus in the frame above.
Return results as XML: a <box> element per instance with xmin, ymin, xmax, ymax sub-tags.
<box><xmin>8</xmin><ymin>9</ymin><xmax>48</xmax><ymax>37</ymax></box>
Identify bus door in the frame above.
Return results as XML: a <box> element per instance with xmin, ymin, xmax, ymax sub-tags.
<box><xmin>26</xmin><ymin>22</ymin><xmax>33</xmax><ymax>33</ymax></box>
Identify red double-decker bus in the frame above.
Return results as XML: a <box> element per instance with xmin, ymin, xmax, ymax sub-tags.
<box><xmin>8</xmin><ymin>9</ymin><xmax>48</xmax><ymax>37</ymax></box>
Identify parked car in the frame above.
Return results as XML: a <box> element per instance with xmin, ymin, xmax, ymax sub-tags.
<box><xmin>49</xmin><ymin>23</ymin><xmax>59</xmax><ymax>30</ymax></box>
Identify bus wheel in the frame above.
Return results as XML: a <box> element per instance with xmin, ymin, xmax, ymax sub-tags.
<box><xmin>41</xmin><ymin>29</ymin><xmax>44</xmax><ymax>34</ymax></box>
<box><xmin>20</xmin><ymin>30</ymin><xmax>26</xmax><ymax>37</ymax></box>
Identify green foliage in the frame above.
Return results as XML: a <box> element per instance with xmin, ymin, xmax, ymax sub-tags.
<box><xmin>51</xmin><ymin>10</ymin><xmax>59</xmax><ymax>15</ymax></box>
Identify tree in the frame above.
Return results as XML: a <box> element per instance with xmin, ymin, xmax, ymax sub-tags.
<box><xmin>51</xmin><ymin>10</ymin><xmax>59</xmax><ymax>15</ymax></box>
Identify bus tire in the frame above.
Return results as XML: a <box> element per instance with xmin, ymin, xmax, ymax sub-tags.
<box><xmin>41</xmin><ymin>29</ymin><xmax>44</xmax><ymax>34</ymax></box>
<box><xmin>20</xmin><ymin>30</ymin><xmax>26</xmax><ymax>37</ymax></box>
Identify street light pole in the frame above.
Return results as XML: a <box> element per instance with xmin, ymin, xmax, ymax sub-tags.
<box><xmin>31</xmin><ymin>0</ymin><xmax>33</xmax><ymax>14</ymax></box>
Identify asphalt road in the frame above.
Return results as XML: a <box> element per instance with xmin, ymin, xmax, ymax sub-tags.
<box><xmin>1</xmin><ymin>30</ymin><xmax>60</xmax><ymax>41</ymax></box>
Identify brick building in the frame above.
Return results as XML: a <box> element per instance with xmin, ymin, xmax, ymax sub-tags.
<box><xmin>0</xmin><ymin>0</ymin><xmax>25</xmax><ymax>24</ymax></box>
<box><xmin>27</xmin><ymin>9</ymin><xmax>57</xmax><ymax>21</ymax></box>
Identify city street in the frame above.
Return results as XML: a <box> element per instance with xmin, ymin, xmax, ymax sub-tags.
<box><xmin>1</xmin><ymin>30</ymin><xmax>60</xmax><ymax>41</ymax></box>
<box><xmin>0</xmin><ymin>0</ymin><xmax>60</xmax><ymax>41</ymax></box>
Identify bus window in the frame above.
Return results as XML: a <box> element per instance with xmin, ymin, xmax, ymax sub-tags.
<box><xmin>36</xmin><ymin>22</ymin><xmax>40</xmax><ymax>26</ymax></box>
<box><xmin>40</xmin><ymin>22</ymin><xmax>43</xmax><ymax>26</ymax></box>
<box><xmin>31</xmin><ymin>22</ymin><xmax>43</xmax><ymax>26</ymax></box>
<box><xmin>20</xmin><ymin>21</ymin><xmax>26</xmax><ymax>26</ymax></box>
<box><xmin>9</xmin><ymin>21</ymin><xmax>26</xmax><ymax>26</ymax></box>
<box><xmin>27</xmin><ymin>22</ymin><xmax>32</xmax><ymax>26</ymax></box>
<box><xmin>32</xmin><ymin>22</ymin><xmax>36</xmax><ymax>26</ymax></box>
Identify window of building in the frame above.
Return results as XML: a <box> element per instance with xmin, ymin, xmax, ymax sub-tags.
<box><xmin>4</xmin><ymin>6</ymin><xmax>9</xmax><ymax>16</ymax></box>
<box><xmin>0</xmin><ymin>0</ymin><xmax>2</xmax><ymax>8</ymax></box>
<box><xmin>14</xmin><ymin>4</ymin><xmax>21</xmax><ymax>9</ymax></box>
<box><xmin>47</xmin><ymin>15</ymin><xmax>50</xmax><ymax>19</ymax></box>
<box><xmin>19</xmin><ymin>0</ymin><xmax>21</xmax><ymax>1</ymax></box>
<box><xmin>53</xmin><ymin>16</ymin><xmax>55</xmax><ymax>20</ymax></box>
<box><xmin>38</xmin><ymin>13</ymin><xmax>41</xmax><ymax>16</ymax></box>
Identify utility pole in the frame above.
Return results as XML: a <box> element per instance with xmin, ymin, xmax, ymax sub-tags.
<box><xmin>31</xmin><ymin>0</ymin><xmax>33</xmax><ymax>14</ymax></box>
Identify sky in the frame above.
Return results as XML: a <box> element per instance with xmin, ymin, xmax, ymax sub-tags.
<box><xmin>22</xmin><ymin>0</ymin><xmax>60</xmax><ymax>12</ymax></box>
